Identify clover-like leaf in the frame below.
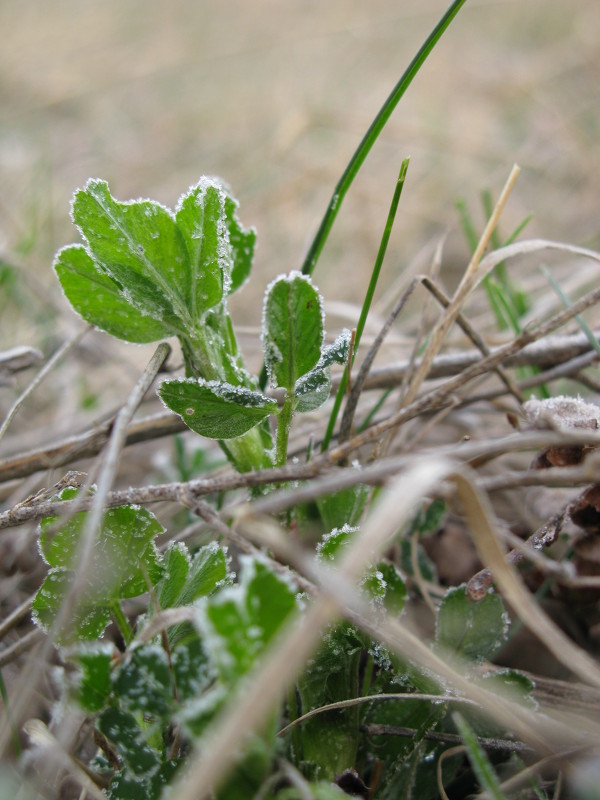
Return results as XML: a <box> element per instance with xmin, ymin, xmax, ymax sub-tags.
<box><xmin>115</xmin><ymin>644</ymin><xmax>172</xmax><ymax>719</ymax></box>
<box><xmin>54</xmin><ymin>245</ymin><xmax>170</xmax><ymax>343</ymax></box>
<box><xmin>159</xmin><ymin>378</ymin><xmax>278</xmax><ymax>439</ymax></box>
<box><xmin>33</xmin><ymin>488</ymin><xmax>163</xmax><ymax>642</ymax></box>
<box><xmin>198</xmin><ymin>556</ymin><xmax>298</xmax><ymax>684</ymax></box>
<box><xmin>70</xmin><ymin>644</ymin><xmax>114</xmax><ymax>713</ymax></box>
<box><xmin>263</xmin><ymin>272</ymin><xmax>323</xmax><ymax>390</ymax></box>
<box><xmin>436</xmin><ymin>585</ymin><xmax>509</xmax><ymax>663</ymax></box>
<box><xmin>175</xmin><ymin>179</ymin><xmax>229</xmax><ymax>316</ymax></box>
<box><xmin>225</xmin><ymin>194</ymin><xmax>256</xmax><ymax>293</ymax></box>
<box><xmin>72</xmin><ymin>179</ymin><xmax>190</xmax><ymax>332</ymax></box>
<box><xmin>293</xmin><ymin>329</ymin><xmax>351</xmax><ymax>412</ymax></box>
<box><xmin>156</xmin><ymin>541</ymin><xmax>231</xmax><ymax>647</ymax></box>
<box><xmin>97</xmin><ymin>706</ymin><xmax>161</xmax><ymax>778</ymax></box>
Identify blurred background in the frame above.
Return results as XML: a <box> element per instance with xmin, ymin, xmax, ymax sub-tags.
<box><xmin>0</xmin><ymin>0</ymin><xmax>599</xmax><ymax>454</ymax></box>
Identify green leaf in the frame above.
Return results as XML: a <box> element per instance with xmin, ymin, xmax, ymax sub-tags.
<box><xmin>294</xmin><ymin>367</ymin><xmax>332</xmax><ymax>413</ymax></box>
<box><xmin>108</xmin><ymin>759</ymin><xmax>180</xmax><ymax>800</ymax></box>
<box><xmin>115</xmin><ymin>644</ymin><xmax>172</xmax><ymax>719</ymax></box>
<box><xmin>72</xmin><ymin>179</ymin><xmax>190</xmax><ymax>331</ymax></box>
<box><xmin>407</xmin><ymin>498</ymin><xmax>446</xmax><ymax>537</ymax></box>
<box><xmin>157</xmin><ymin>542</ymin><xmax>231</xmax><ymax>648</ymax></box>
<box><xmin>97</xmin><ymin>706</ymin><xmax>161</xmax><ymax>777</ymax></box>
<box><xmin>38</xmin><ymin>491</ymin><xmax>163</xmax><ymax>597</ymax></box>
<box><xmin>175</xmin><ymin>179</ymin><xmax>229</xmax><ymax>316</ymax></box>
<box><xmin>215</xmin><ymin>736</ymin><xmax>274</xmax><ymax>800</ymax></box>
<box><xmin>156</xmin><ymin>543</ymin><xmax>189</xmax><ymax>610</ymax></box>
<box><xmin>316</xmin><ymin>525</ymin><xmax>358</xmax><ymax>562</ymax></box>
<box><xmin>225</xmin><ymin>193</ymin><xmax>256</xmax><ymax>294</ymax></box>
<box><xmin>70</xmin><ymin>644</ymin><xmax>113</xmax><ymax>712</ymax></box>
<box><xmin>436</xmin><ymin>585</ymin><xmax>509</xmax><ymax>663</ymax></box>
<box><xmin>32</xmin><ymin>570</ymin><xmax>111</xmax><ymax>640</ymax></box>
<box><xmin>293</xmin><ymin>329</ymin><xmax>351</xmax><ymax>412</ymax></box>
<box><xmin>33</xmin><ymin>489</ymin><xmax>163</xmax><ymax>641</ymax></box>
<box><xmin>54</xmin><ymin>245</ymin><xmax>170</xmax><ymax>343</ymax></box>
<box><xmin>199</xmin><ymin>556</ymin><xmax>298</xmax><ymax>684</ymax></box>
<box><xmin>297</xmin><ymin>624</ymin><xmax>363</xmax><ymax>780</ymax></box>
<box><xmin>263</xmin><ymin>272</ymin><xmax>323</xmax><ymax>390</ymax></box>
<box><xmin>159</xmin><ymin>378</ymin><xmax>278</xmax><ymax>440</ymax></box>
<box><xmin>158</xmin><ymin>542</ymin><xmax>229</xmax><ymax>609</ymax></box>
<box><xmin>317</xmin><ymin>483</ymin><xmax>369</xmax><ymax>530</ymax></box>
<box><xmin>179</xmin><ymin>542</ymin><xmax>230</xmax><ymax>604</ymax></box>
<box><xmin>170</xmin><ymin>637</ymin><xmax>211</xmax><ymax>701</ymax></box>
<box><xmin>364</xmin><ymin>562</ymin><xmax>406</xmax><ymax>615</ymax></box>
<box><xmin>276</xmin><ymin>785</ymin><xmax>349</xmax><ymax>800</ymax></box>
<box><xmin>319</xmin><ymin>329</ymin><xmax>352</xmax><ymax>369</ymax></box>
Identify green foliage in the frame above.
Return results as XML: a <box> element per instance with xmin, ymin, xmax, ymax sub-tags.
<box><xmin>158</xmin><ymin>379</ymin><xmax>278</xmax><ymax>440</ymax></box>
<box><xmin>199</xmin><ymin>557</ymin><xmax>298</xmax><ymax>685</ymax></box>
<box><xmin>453</xmin><ymin>713</ymin><xmax>506</xmax><ymax>800</ymax></box>
<box><xmin>263</xmin><ymin>273</ymin><xmax>324</xmax><ymax>392</ymax></box>
<box><xmin>32</xmin><ymin>487</ymin><xmax>163</xmax><ymax>642</ymax></box>
<box><xmin>435</xmin><ymin>585</ymin><xmax>509</xmax><ymax>663</ymax></box>
<box><xmin>297</xmin><ymin>624</ymin><xmax>363</xmax><ymax>780</ymax></box>
<box><xmin>41</xmin><ymin>7</ymin><xmax>543</xmax><ymax>791</ymax></box>
<box><xmin>317</xmin><ymin>483</ymin><xmax>369</xmax><ymax>532</ymax></box>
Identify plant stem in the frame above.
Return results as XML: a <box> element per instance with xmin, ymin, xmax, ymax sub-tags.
<box><xmin>111</xmin><ymin>601</ymin><xmax>134</xmax><ymax>646</ymax></box>
<box><xmin>275</xmin><ymin>395</ymin><xmax>294</xmax><ymax>467</ymax></box>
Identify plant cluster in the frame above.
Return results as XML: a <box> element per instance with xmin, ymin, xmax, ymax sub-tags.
<box><xmin>2</xmin><ymin>2</ymin><xmax>599</xmax><ymax>799</ymax></box>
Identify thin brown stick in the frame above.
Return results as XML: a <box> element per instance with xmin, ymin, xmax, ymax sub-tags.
<box><xmin>328</xmin><ymin>277</ymin><xmax>600</xmax><ymax>464</ymax></box>
<box><xmin>338</xmin><ymin>277</ymin><xmax>420</xmax><ymax>444</ymax></box>
<box><xmin>0</xmin><ymin>628</ymin><xmax>44</xmax><ymax>667</ymax></box>
<box><xmin>332</xmin><ymin>330</ymin><xmax>600</xmax><ymax>392</ymax></box>
<box><xmin>466</xmin><ymin>510</ymin><xmax>567</xmax><ymax>600</ymax></box>
<box><xmin>0</xmin><ymin>329</ymin><xmax>597</xmax><ymax>487</ymax></box>
<box><xmin>278</xmin><ymin>693</ymin><xmax>477</xmax><ymax>737</ymax></box>
<box><xmin>0</xmin><ymin>326</ymin><xmax>90</xmax><ymax>444</ymax></box>
<box><xmin>362</xmin><ymin>723</ymin><xmax>531</xmax><ymax>752</ymax></box>
<box><xmin>401</xmin><ymin>165</ymin><xmax>521</xmax><ymax>408</ymax></box>
<box><xmin>0</xmin><ymin>594</ymin><xmax>34</xmax><ymax>641</ymax></box>
<box><xmin>1</xmin><ymin>429</ymin><xmax>599</xmax><ymax>530</ymax></box>
<box><xmin>0</xmin><ymin>410</ymin><xmax>185</xmax><ymax>484</ymax></box>
<box><xmin>421</xmin><ymin>276</ymin><xmax>524</xmax><ymax>402</ymax></box>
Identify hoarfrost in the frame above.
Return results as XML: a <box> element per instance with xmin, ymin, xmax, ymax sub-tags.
<box><xmin>523</xmin><ymin>394</ymin><xmax>600</xmax><ymax>431</ymax></box>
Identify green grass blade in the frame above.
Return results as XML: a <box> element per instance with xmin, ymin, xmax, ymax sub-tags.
<box><xmin>357</xmin><ymin>388</ymin><xmax>393</xmax><ymax>433</ymax></box>
<box><xmin>455</xmin><ymin>198</ymin><xmax>479</xmax><ymax>253</ymax></box>
<box><xmin>542</xmin><ymin>266</ymin><xmax>600</xmax><ymax>357</ymax></box>
<box><xmin>453</xmin><ymin>712</ymin><xmax>506</xmax><ymax>800</ymax></box>
<box><xmin>321</xmin><ymin>160</ymin><xmax>409</xmax><ymax>451</ymax></box>
<box><xmin>300</xmin><ymin>0</ymin><xmax>468</xmax><ymax>278</ymax></box>
<box><xmin>504</xmin><ymin>213</ymin><xmax>533</xmax><ymax>247</ymax></box>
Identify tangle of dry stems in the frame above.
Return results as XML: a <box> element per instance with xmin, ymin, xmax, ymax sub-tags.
<box><xmin>2</xmin><ymin>231</ymin><xmax>600</xmax><ymax>794</ymax></box>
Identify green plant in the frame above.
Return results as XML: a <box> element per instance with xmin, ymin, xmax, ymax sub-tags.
<box><xmin>15</xmin><ymin>1</ymin><xmax>596</xmax><ymax>798</ymax></box>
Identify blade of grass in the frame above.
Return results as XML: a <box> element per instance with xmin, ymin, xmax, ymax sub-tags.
<box><xmin>321</xmin><ymin>159</ymin><xmax>409</xmax><ymax>451</ymax></box>
<box><xmin>542</xmin><ymin>266</ymin><xmax>600</xmax><ymax>358</ymax></box>
<box><xmin>300</xmin><ymin>0</ymin><xmax>468</xmax><ymax>279</ymax></box>
<box><xmin>259</xmin><ymin>0</ymin><xmax>468</xmax><ymax>389</ymax></box>
<box><xmin>453</xmin><ymin>712</ymin><xmax>506</xmax><ymax>800</ymax></box>
<box><xmin>357</xmin><ymin>388</ymin><xmax>393</xmax><ymax>433</ymax></box>
<box><xmin>455</xmin><ymin>198</ymin><xmax>479</xmax><ymax>253</ymax></box>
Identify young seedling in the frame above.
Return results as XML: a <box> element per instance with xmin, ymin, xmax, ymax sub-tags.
<box><xmin>55</xmin><ymin>179</ymin><xmax>349</xmax><ymax>473</ymax></box>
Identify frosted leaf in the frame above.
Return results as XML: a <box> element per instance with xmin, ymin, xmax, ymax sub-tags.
<box><xmin>262</xmin><ymin>271</ymin><xmax>324</xmax><ymax>390</ymax></box>
<box><xmin>158</xmin><ymin>376</ymin><xmax>278</xmax><ymax>440</ymax></box>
